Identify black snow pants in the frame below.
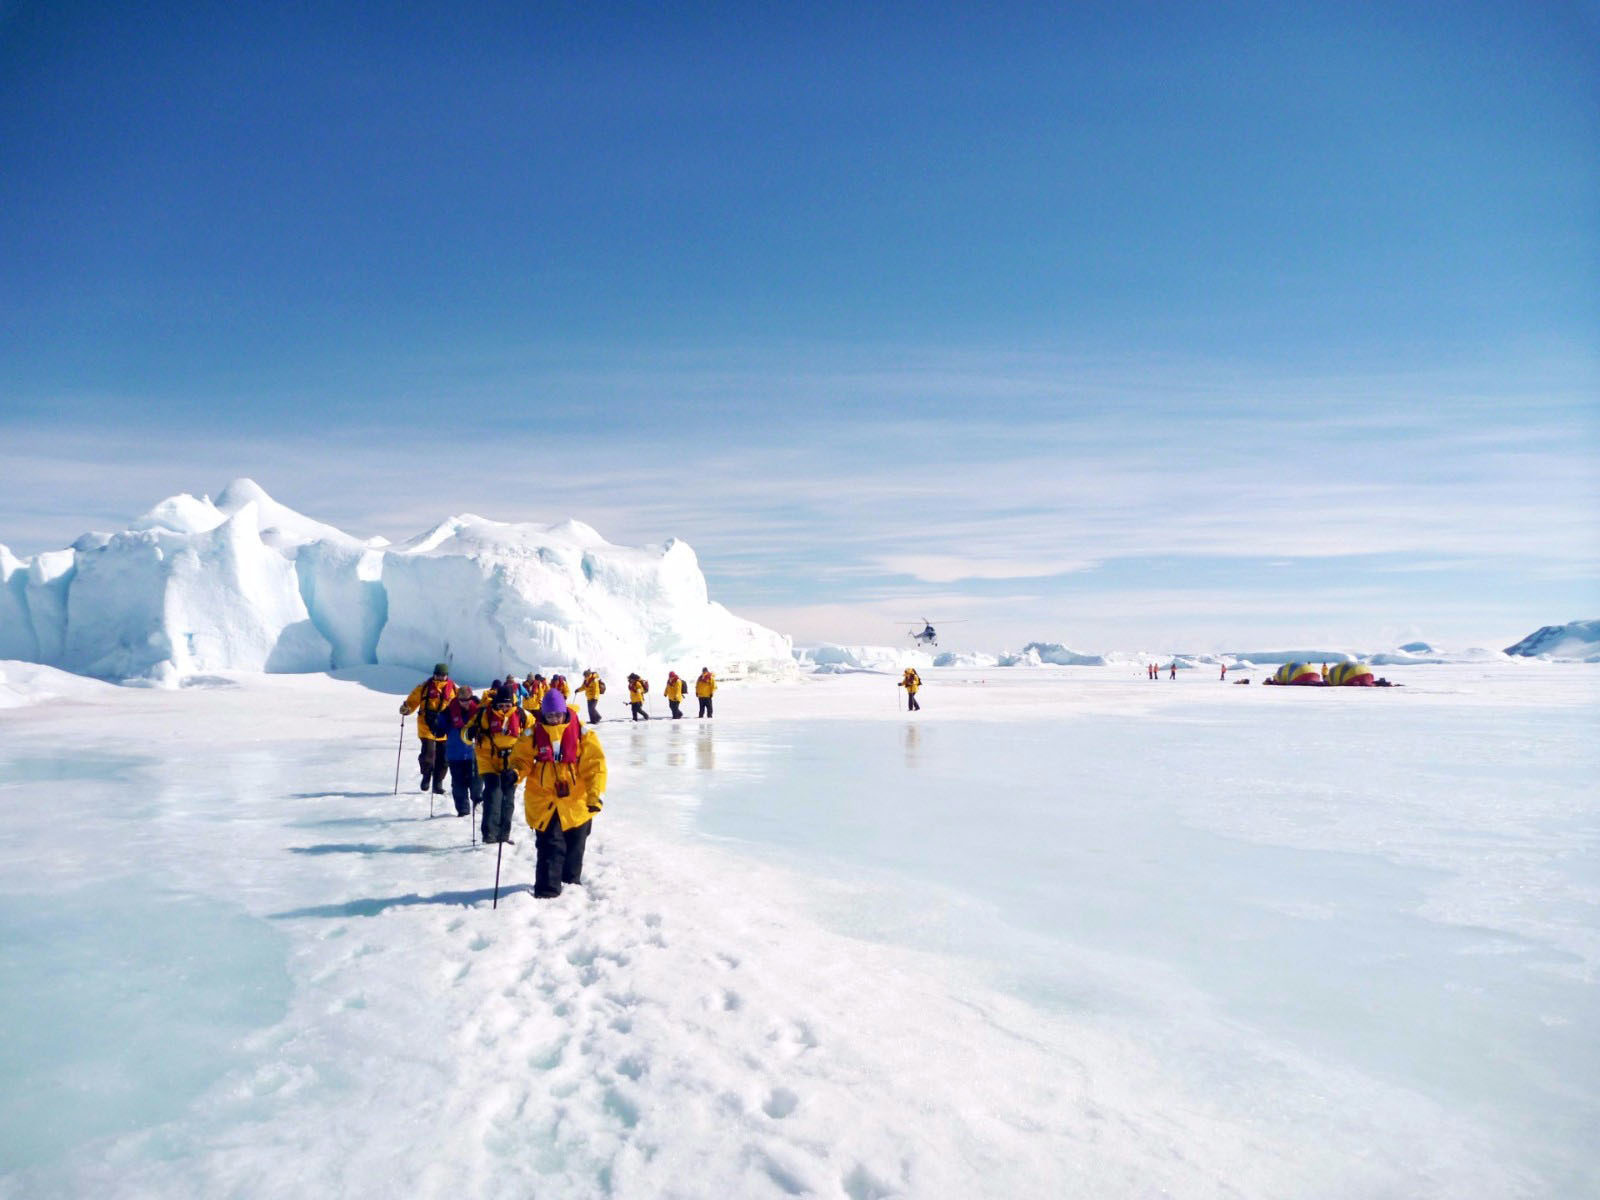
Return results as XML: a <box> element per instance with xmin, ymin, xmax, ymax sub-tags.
<box><xmin>447</xmin><ymin>758</ymin><xmax>479</xmax><ymax>817</ymax></box>
<box><xmin>906</xmin><ymin>692</ymin><xmax>920</xmax><ymax>711</ymax></box>
<box><xmin>668</xmin><ymin>699</ymin><xmax>683</xmax><ymax>719</ymax></box>
<box><xmin>533</xmin><ymin>814</ymin><xmax>593</xmax><ymax>897</ymax></box>
<box><xmin>697</xmin><ymin>696</ymin><xmax>713</xmax><ymax>718</ymax></box>
<box><xmin>631</xmin><ymin>702</ymin><xmax>650</xmax><ymax>720</ymax></box>
<box><xmin>587</xmin><ymin>698</ymin><xmax>602</xmax><ymax>723</ymax></box>
<box><xmin>480</xmin><ymin>768</ymin><xmax>517</xmax><ymax>844</ymax></box>
<box><xmin>418</xmin><ymin>737</ymin><xmax>447</xmax><ymax>793</ymax></box>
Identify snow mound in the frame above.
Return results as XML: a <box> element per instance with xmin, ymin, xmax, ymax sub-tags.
<box><xmin>997</xmin><ymin>642</ymin><xmax>1108</xmax><ymax>667</ymax></box>
<box><xmin>0</xmin><ymin>660</ymin><xmax>121</xmax><ymax>709</ymax></box>
<box><xmin>1</xmin><ymin>482</ymin><xmax>795</xmax><ymax>685</ymax></box>
<box><xmin>1504</xmin><ymin>620</ymin><xmax>1600</xmax><ymax>662</ymax></box>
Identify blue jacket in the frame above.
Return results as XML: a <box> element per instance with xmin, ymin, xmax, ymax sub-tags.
<box><xmin>441</xmin><ymin>700</ymin><xmax>479</xmax><ymax>762</ymax></box>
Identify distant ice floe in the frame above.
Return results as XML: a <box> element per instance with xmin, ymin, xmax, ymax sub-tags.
<box><xmin>794</xmin><ymin>644</ymin><xmax>932</xmax><ymax>674</ymax></box>
<box><xmin>851</xmin><ymin>625</ymin><xmax>1598</xmax><ymax>672</ymax></box>
<box><xmin>0</xmin><ymin>479</ymin><xmax>795</xmax><ymax>686</ymax></box>
<box><xmin>997</xmin><ymin>642</ymin><xmax>1107</xmax><ymax>667</ymax></box>
<box><xmin>1503</xmin><ymin>619</ymin><xmax>1600</xmax><ymax>663</ymax></box>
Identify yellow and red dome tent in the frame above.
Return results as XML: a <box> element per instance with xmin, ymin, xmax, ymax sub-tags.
<box><xmin>1269</xmin><ymin>662</ymin><xmax>1324</xmax><ymax>685</ymax></box>
<box><xmin>1325</xmin><ymin>661</ymin><xmax>1376</xmax><ymax>686</ymax></box>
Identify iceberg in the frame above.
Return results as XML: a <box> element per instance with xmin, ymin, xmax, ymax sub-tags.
<box><xmin>997</xmin><ymin>642</ymin><xmax>1107</xmax><ymax>667</ymax></box>
<box><xmin>1503</xmin><ymin>620</ymin><xmax>1600</xmax><ymax>662</ymax></box>
<box><xmin>794</xmin><ymin>644</ymin><xmax>931</xmax><ymax>673</ymax></box>
<box><xmin>0</xmin><ymin>480</ymin><xmax>795</xmax><ymax>685</ymax></box>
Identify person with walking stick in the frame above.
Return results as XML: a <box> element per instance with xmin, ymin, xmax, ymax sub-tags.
<box><xmin>442</xmin><ymin>685</ymin><xmax>482</xmax><ymax>819</ymax></box>
<box><xmin>470</xmin><ymin>685</ymin><xmax>524</xmax><ymax>845</ymax></box>
<box><xmin>511</xmin><ymin>687</ymin><xmax>608</xmax><ymax>899</ymax></box>
<box><xmin>899</xmin><ymin>666</ymin><xmax>922</xmax><ymax>711</ymax></box>
<box><xmin>400</xmin><ymin>663</ymin><xmax>457</xmax><ymax>797</ymax></box>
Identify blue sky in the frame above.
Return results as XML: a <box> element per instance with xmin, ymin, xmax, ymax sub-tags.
<box><xmin>1</xmin><ymin>1</ymin><xmax>1596</xmax><ymax>651</ymax></box>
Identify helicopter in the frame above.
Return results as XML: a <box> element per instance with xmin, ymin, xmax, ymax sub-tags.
<box><xmin>904</xmin><ymin>619</ymin><xmax>965</xmax><ymax>648</ymax></box>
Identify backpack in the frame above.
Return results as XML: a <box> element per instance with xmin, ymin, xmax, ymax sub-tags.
<box><xmin>598</xmin><ymin>679</ymin><xmax>606</xmax><ymax>694</ymax></box>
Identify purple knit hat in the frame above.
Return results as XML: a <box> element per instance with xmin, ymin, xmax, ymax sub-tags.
<box><xmin>540</xmin><ymin>688</ymin><xmax>568</xmax><ymax>720</ymax></box>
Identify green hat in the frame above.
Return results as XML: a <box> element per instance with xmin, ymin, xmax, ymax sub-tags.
<box><xmin>432</xmin><ymin>662</ymin><xmax>449</xmax><ymax>676</ymax></box>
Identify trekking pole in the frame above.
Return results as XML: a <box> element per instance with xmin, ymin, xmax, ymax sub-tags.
<box><xmin>492</xmin><ymin>840</ymin><xmax>504</xmax><ymax>908</ymax></box>
<box><xmin>393</xmin><ymin>716</ymin><xmax>405</xmax><ymax>794</ymax></box>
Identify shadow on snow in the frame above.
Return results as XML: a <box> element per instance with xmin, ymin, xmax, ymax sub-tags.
<box><xmin>286</xmin><ymin>791</ymin><xmax>406</xmax><ymax>801</ymax></box>
<box><xmin>269</xmin><ymin>885</ymin><xmax>533</xmax><ymax>918</ymax></box>
<box><xmin>288</xmin><ymin>842</ymin><xmax>460</xmax><ymax>856</ymax></box>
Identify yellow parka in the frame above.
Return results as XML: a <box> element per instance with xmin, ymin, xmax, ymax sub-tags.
<box><xmin>900</xmin><ymin>670</ymin><xmax>921</xmax><ymax>695</ymax></box>
<box><xmin>579</xmin><ymin>672</ymin><xmax>604</xmax><ymax>700</ymax></box>
<box><xmin>664</xmin><ymin>676</ymin><xmax>686</xmax><ymax>702</ymax></box>
<box><xmin>469</xmin><ymin>703</ymin><xmax>526</xmax><ymax>774</ymax></box>
<box><xmin>401</xmin><ymin>678</ymin><xmax>457</xmax><ymax>741</ymax></box>
<box><xmin>553</xmin><ymin>676</ymin><xmax>571</xmax><ymax>699</ymax></box>
<box><xmin>627</xmin><ymin>677</ymin><xmax>647</xmax><ymax>703</ymax></box>
<box><xmin>695</xmin><ymin>671</ymin><xmax>716</xmax><ymax>698</ymax></box>
<box><xmin>511</xmin><ymin>716</ymin><xmax>608</xmax><ymax>833</ymax></box>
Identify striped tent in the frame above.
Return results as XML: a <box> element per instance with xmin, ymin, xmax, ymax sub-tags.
<box><xmin>1325</xmin><ymin>661</ymin><xmax>1376</xmax><ymax>686</ymax></box>
<box><xmin>1270</xmin><ymin>662</ymin><xmax>1324</xmax><ymax>685</ymax></box>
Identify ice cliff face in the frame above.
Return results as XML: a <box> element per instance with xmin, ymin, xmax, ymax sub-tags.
<box><xmin>0</xmin><ymin>480</ymin><xmax>794</xmax><ymax>685</ymax></box>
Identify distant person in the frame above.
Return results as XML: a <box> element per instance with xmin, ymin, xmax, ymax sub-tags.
<box><xmin>470</xmin><ymin>685</ymin><xmax>525</xmax><ymax>845</ymax></box>
<box><xmin>512</xmin><ymin>687</ymin><xmax>608</xmax><ymax>899</ymax></box>
<box><xmin>695</xmin><ymin>668</ymin><xmax>717</xmax><ymax>718</ymax></box>
<box><xmin>1169</xmin><ymin>663</ymin><xmax>1176</xmax><ymax>680</ymax></box>
<box><xmin>579</xmin><ymin>669</ymin><xmax>606</xmax><ymax>723</ymax></box>
<box><xmin>441</xmin><ymin>685</ymin><xmax>482</xmax><ymax>818</ymax></box>
<box><xmin>1220</xmin><ymin>663</ymin><xmax>1227</xmax><ymax>681</ymax></box>
<box><xmin>899</xmin><ymin>667</ymin><xmax>922</xmax><ymax>711</ymax></box>
<box><xmin>524</xmin><ymin>674</ymin><xmax>549</xmax><ymax>715</ymax></box>
<box><xmin>664</xmin><ymin>671</ymin><xmax>687</xmax><ymax>719</ymax></box>
<box><xmin>627</xmin><ymin>673</ymin><xmax>651</xmax><ymax>720</ymax></box>
<box><xmin>399</xmin><ymin>662</ymin><xmax>456</xmax><ymax>796</ymax></box>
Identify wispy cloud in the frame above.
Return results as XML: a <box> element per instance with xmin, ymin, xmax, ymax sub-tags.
<box><xmin>2</xmin><ymin>345</ymin><xmax>1594</xmax><ymax>648</ymax></box>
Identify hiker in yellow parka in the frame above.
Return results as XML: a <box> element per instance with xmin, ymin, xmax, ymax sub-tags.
<box><xmin>469</xmin><ymin>685</ymin><xmax>525</xmax><ymax>844</ymax></box>
<box><xmin>664</xmin><ymin>671</ymin><xmax>687</xmax><ymax>719</ymax></box>
<box><xmin>520</xmin><ymin>674</ymin><xmax>548</xmax><ymax>717</ymax></box>
<box><xmin>627</xmin><ymin>673</ymin><xmax>651</xmax><ymax>720</ymax></box>
<box><xmin>399</xmin><ymin>662</ymin><xmax>457</xmax><ymax>795</ymax></box>
<box><xmin>695</xmin><ymin>667</ymin><xmax>716</xmax><ymax>718</ymax></box>
<box><xmin>511</xmin><ymin>688</ymin><xmax>608</xmax><ymax>898</ymax></box>
<box><xmin>578</xmin><ymin>669</ymin><xmax>606</xmax><ymax>723</ymax></box>
<box><xmin>899</xmin><ymin>667</ymin><xmax>922</xmax><ymax>711</ymax></box>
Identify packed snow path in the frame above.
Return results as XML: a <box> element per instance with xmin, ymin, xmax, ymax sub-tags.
<box><xmin>0</xmin><ymin>663</ymin><xmax>1596</xmax><ymax>1198</ymax></box>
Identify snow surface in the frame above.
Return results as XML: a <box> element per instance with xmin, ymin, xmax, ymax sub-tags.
<box><xmin>0</xmin><ymin>482</ymin><xmax>793</xmax><ymax>685</ymax></box>
<box><xmin>1</xmin><ymin>660</ymin><xmax>1596</xmax><ymax>1198</ymax></box>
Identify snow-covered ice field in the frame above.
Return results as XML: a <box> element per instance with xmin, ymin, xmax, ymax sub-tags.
<box><xmin>0</xmin><ymin>661</ymin><xmax>1595</xmax><ymax>1198</ymax></box>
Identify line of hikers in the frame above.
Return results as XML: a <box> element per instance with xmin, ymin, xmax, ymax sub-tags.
<box><xmin>399</xmin><ymin>664</ymin><xmax>718</xmax><ymax>895</ymax></box>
